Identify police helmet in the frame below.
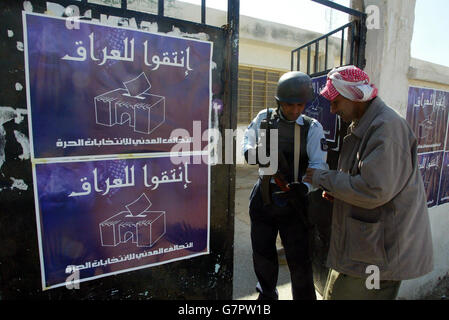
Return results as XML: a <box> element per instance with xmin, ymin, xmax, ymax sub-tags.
<box><xmin>275</xmin><ymin>71</ymin><xmax>315</xmax><ymax>104</ymax></box>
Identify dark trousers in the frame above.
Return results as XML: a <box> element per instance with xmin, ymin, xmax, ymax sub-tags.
<box><xmin>249</xmin><ymin>181</ymin><xmax>316</xmax><ymax>300</ymax></box>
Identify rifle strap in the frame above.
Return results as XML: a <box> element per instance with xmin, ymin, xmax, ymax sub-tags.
<box><xmin>294</xmin><ymin>123</ymin><xmax>301</xmax><ymax>183</ymax></box>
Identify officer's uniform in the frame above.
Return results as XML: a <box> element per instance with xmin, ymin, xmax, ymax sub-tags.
<box><xmin>242</xmin><ymin>107</ymin><xmax>328</xmax><ymax>300</ymax></box>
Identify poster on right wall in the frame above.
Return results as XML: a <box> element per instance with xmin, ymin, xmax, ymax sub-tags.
<box><xmin>406</xmin><ymin>86</ymin><xmax>449</xmax><ymax>207</ymax></box>
<box><xmin>438</xmin><ymin>151</ymin><xmax>449</xmax><ymax>205</ymax></box>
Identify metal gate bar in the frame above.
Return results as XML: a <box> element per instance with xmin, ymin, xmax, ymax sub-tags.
<box><xmin>291</xmin><ymin>0</ymin><xmax>367</xmax><ymax>77</ymax></box>
<box><xmin>311</xmin><ymin>0</ymin><xmax>366</xmax><ymax>18</ymax></box>
<box><xmin>291</xmin><ymin>21</ymin><xmax>355</xmax><ymax>77</ymax></box>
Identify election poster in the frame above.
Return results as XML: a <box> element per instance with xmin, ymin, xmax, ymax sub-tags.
<box><xmin>418</xmin><ymin>151</ymin><xmax>443</xmax><ymax>208</ymax></box>
<box><xmin>23</xmin><ymin>12</ymin><xmax>212</xmax><ymax>289</ymax></box>
<box><xmin>438</xmin><ymin>152</ymin><xmax>449</xmax><ymax>205</ymax></box>
<box><xmin>406</xmin><ymin>87</ymin><xmax>448</xmax><ymax>154</ymax></box>
<box><xmin>305</xmin><ymin>75</ymin><xmax>338</xmax><ymax>144</ymax></box>
<box><xmin>407</xmin><ymin>87</ymin><xmax>449</xmax><ymax>208</ymax></box>
<box><xmin>447</xmin><ymin>109</ymin><xmax>449</xmax><ymax>152</ymax></box>
<box><xmin>24</xmin><ymin>12</ymin><xmax>212</xmax><ymax>159</ymax></box>
<box><xmin>32</xmin><ymin>157</ymin><xmax>210</xmax><ymax>291</ymax></box>
<box><xmin>33</xmin><ymin>156</ymin><xmax>209</xmax><ymax>289</ymax></box>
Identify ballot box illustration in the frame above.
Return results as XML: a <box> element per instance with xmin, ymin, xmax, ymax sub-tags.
<box><xmin>100</xmin><ymin>194</ymin><xmax>166</xmax><ymax>247</ymax></box>
<box><xmin>94</xmin><ymin>73</ymin><xmax>165</xmax><ymax>134</ymax></box>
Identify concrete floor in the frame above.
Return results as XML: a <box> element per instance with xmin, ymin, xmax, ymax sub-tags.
<box><xmin>232</xmin><ymin>164</ymin><xmax>322</xmax><ymax>300</ymax></box>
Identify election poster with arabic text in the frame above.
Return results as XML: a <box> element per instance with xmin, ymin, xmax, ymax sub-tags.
<box><xmin>438</xmin><ymin>152</ymin><xmax>449</xmax><ymax>205</ymax></box>
<box><xmin>406</xmin><ymin>86</ymin><xmax>449</xmax><ymax>207</ymax></box>
<box><xmin>23</xmin><ymin>12</ymin><xmax>212</xmax><ymax>289</ymax></box>
<box><xmin>24</xmin><ymin>12</ymin><xmax>211</xmax><ymax>159</ymax></box>
<box><xmin>418</xmin><ymin>151</ymin><xmax>444</xmax><ymax>207</ymax></box>
<box><xmin>33</xmin><ymin>156</ymin><xmax>209</xmax><ymax>289</ymax></box>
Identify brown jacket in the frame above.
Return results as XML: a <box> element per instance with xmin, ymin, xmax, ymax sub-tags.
<box><xmin>312</xmin><ymin>97</ymin><xmax>433</xmax><ymax>280</ymax></box>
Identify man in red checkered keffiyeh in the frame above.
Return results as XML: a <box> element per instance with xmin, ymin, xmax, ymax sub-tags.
<box><xmin>320</xmin><ymin>65</ymin><xmax>378</xmax><ymax>102</ymax></box>
<box><xmin>304</xmin><ymin>65</ymin><xmax>433</xmax><ymax>300</ymax></box>
<box><xmin>315</xmin><ymin>65</ymin><xmax>378</xmax><ymax>123</ymax></box>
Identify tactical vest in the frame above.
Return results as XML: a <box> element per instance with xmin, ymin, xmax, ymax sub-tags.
<box><xmin>268</xmin><ymin>109</ymin><xmax>312</xmax><ymax>183</ymax></box>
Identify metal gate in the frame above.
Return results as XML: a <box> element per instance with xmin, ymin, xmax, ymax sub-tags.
<box><xmin>292</xmin><ymin>0</ymin><xmax>366</xmax><ymax>78</ymax></box>
<box><xmin>0</xmin><ymin>0</ymin><xmax>238</xmax><ymax>299</ymax></box>
<box><xmin>290</xmin><ymin>0</ymin><xmax>367</xmax><ymax>295</ymax></box>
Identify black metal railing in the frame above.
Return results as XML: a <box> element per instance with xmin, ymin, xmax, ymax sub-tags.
<box><xmin>292</xmin><ymin>0</ymin><xmax>367</xmax><ymax>77</ymax></box>
<box><xmin>292</xmin><ymin>21</ymin><xmax>354</xmax><ymax>77</ymax></box>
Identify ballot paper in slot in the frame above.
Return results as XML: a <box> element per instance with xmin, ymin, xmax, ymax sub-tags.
<box><xmin>94</xmin><ymin>73</ymin><xmax>165</xmax><ymax>134</ymax></box>
<box><xmin>99</xmin><ymin>194</ymin><xmax>166</xmax><ymax>248</ymax></box>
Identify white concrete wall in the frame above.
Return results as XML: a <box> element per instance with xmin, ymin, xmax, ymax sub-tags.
<box><xmin>398</xmin><ymin>204</ymin><xmax>449</xmax><ymax>299</ymax></box>
<box><xmin>239</xmin><ymin>38</ymin><xmax>291</xmax><ymax>71</ymax></box>
<box><xmin>408</xmin><ymin>58</ymin><xmax>449</xmax><ymax>89</ymax></box>
<box><xmin>363</xmin><ymin>0</ymin><xmax>416</xmax><ymax>118</ymax></box>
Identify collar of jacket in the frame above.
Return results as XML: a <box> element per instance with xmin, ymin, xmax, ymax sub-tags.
<box><xmin>296</xmin><ymin>115</ymin><xmax>305</xmax><ymax>125</ymax></box>
<box><xmin>349</xmin><ymin>96</ymin><xmax>383</xmax><ymax>138</ymax></box>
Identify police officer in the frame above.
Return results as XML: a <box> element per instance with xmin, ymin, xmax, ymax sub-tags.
<box><xmin>242</xmin><ymin>71</ymin><xmax>328</xmax><ymax>300</ymax></box>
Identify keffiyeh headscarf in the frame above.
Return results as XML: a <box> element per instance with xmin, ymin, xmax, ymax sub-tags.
<box><xmin>320</xmin><ymin>65</ymin><xmax>378</xmax><ymax>102</ymax></box>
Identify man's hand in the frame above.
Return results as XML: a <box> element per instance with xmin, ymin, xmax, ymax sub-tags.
<box><xmin>303</xmin><ymin>168</ymin><xmax>316</xmax><ymax>184</ymax></box>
